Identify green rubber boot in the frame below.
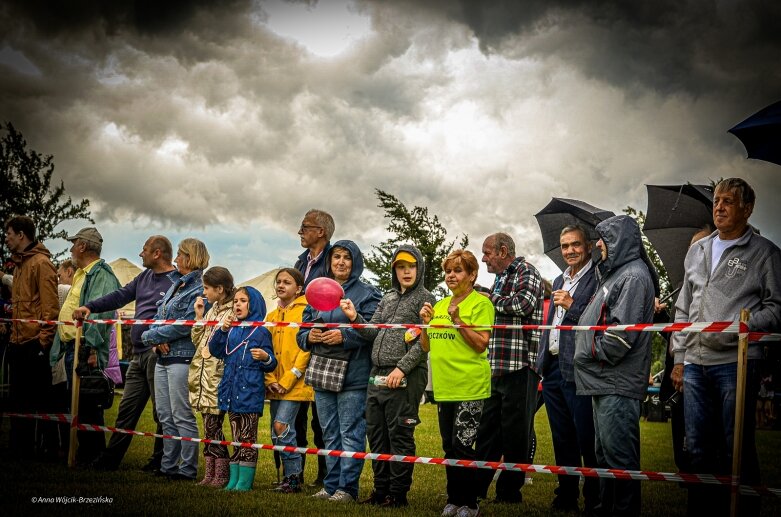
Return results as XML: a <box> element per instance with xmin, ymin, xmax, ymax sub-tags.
<box><xmin>224</xmin><ymin>462</ymin><xmax>240</xmax><ymax>491</ymax></box>
<box><xmin>234</xmin><ymin>465</ymin><xmax>257</xmax><ymax>492</ymax></box>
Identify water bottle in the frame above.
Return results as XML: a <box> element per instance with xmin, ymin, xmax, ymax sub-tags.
<box><xmin>369</xmin><ymin>375</ymin><xmax>407</xmax><ymax>388</ymax></box>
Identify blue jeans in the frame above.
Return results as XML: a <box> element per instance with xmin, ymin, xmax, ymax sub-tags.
<box><xmin>270</xmin><ymin>399</ymin><xmax>303</xmax><ymax>476</ymax></box>
<box><xmin>315</xmin><ymin>389</ymin><xmax>367</xmax><ymax>498</ymax></box>
<box><xmin>154</xmin><ymin>361</ymin><xmax>199</xmax><ymax>478</ymax></box>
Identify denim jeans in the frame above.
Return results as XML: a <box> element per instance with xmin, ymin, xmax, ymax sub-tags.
<box><xmin>315</xmin><ymin>389</ymin><xmax>367</xmax><ymax>498</ymax></box>
<box><xmin>270</xmin><ymin>399</ymin><xmax>303</xmax><ymax>476</ymax></box>
<box><xmin>154</xmin><ymin>361</ymin><xmax>199</xmax><ymax>478</ymax></box>
<box><xmin>684</xmin><ymin>360</ymin><xmax>760</xmax><ymax>516</ymax></box>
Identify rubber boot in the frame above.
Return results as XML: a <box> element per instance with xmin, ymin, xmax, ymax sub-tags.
<box><xmin>224</xmin><ymin>462</ymin><xmax>240</xmax><ymax>491</ymax></box>
<box><xmin>198</xmin><ymin>456</ymin><xmax>215</xmax><ymax>486</ymax></box>
<box><xmin>234</xmin><ymin>465</ymin><xmax>257</xmax><ymax>492</ymax></box>
<box><xmin>210</xmin><ymin>458</ymin><xmax>230</xmax><ymax>488</ymax></box>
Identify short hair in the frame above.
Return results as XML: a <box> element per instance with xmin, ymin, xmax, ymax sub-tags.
<box><xmin>560</xmin><ymin>224</ymin><xmax>589</xmax><ymax>243</ymax></box>
<box><xmin>276</xmin><ymin>267</ymin><xmax>305</xmax><ymax>288</ymax></box>
<box><xmin>441</xmin><ymin>249</ymin><xmax>479</xmax><ymax>285</ymax></box>
<box><xmin>202</xmin><ymin>266</ymin><xmax>235</xmax><ymax>301</ymax></box>
<box><xmin>177</xmin><ymin>238</ymin><xmax>210</xmax><ymax>270</ymax></box>
<box><xmin>305</xmin><ymin>209</ymin><xmax>335</xmax><ymax>241</ymax></box>
<box><xmin>4</xmin><ymin>215</ymin><xmax>36</xmax><ymax>242</ymax></box>
<box><xmin>715</xmin><ymin>178</ymin><xmax>755</xmax><ymax>208</ymax></box>
<box><xmin>148</xmin><ymin>235</ymin><xmax>173</xmax><ymax>262</ymax></box>
<box><xmin>58</xmin><ymin>259</ymin><xmax>75</xmax><ymax>271</ymax></box>
<box><xmin>79</xmin><ymin>238</ymin><xmax>102</xmax><ymax>256</ymax></box>
<box><xmin>487</xmin><ymin>232</ymin><xmax>516</xmax><ymax>256</ymax></box>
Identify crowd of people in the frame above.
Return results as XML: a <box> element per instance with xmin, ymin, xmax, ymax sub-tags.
<box><xmin>2</xmin><ymin>177</ymin><xmax>780</xmax><ymax>517</ymax></box>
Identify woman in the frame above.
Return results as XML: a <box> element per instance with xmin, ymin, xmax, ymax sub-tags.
<box><xmin>420</xmin><ymin>249</ymin><xmax>494</xmax><ymax>517</ymax></box>
<box><xmin>142</xmin><ymin>238</ymin><xmax>209</xmax><ymax>481</ymax></box>
<box><xmin>296</xmin><ymin>240</ymin><xmax>381</xmax><ymax>503</ymax></box>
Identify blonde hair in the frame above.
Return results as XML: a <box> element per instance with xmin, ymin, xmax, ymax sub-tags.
<box><xmin>177</xmin><ymin>238</ymin><xmax>210</xmax><ymax>270</ymax></box>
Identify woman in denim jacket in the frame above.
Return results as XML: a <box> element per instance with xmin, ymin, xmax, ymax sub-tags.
<box><xmin>141</xmin><ymin>238</ymin><xmax>209</xmax><ymax>480</ymax></box>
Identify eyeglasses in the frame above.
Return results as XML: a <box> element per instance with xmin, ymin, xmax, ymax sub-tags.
<box><xmin>299</xmin><ymin>225</ymin><xmax>322</xmax><ymax>233</ymax></box>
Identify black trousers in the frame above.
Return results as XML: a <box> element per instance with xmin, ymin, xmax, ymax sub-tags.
<box><xmin>7</xmin><ymin>340</ymin><xmax>53</xmax><ymax>455</ymax></box>
<box><xmin>293</xmin><ymin>399</ymin><xmax>326</xmax><ymax>480</ymax></box>
<box><xmin>438</xmin><ymin>400</ymin><xmax>484</xmax><ymax>508</ymax></box>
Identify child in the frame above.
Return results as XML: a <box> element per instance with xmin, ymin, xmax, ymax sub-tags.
<box><xmin>265</xmin><ymin>268</ymin><xmax>313</xmax><ymax>493</ymax></box>
<box><xmin>189</xmin><ymin>266</ymin><xmax>235</xmax><ymax>487</ymax></box>
<box><xmin>341</xmin><ymin>245</ymin><xmax>435</xmax><ymax>507</ymax></box>
<box><xmin>209</xmin><ymin>286</ymin><xmax>277</xmax><ymax>491</ymax></box>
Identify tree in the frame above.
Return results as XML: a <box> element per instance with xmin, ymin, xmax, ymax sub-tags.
<box><xmin>364</xmin><ymin>189</ymin><xmax>468</xmax><ymax>299</ymax></box>
<box><xmin>1</xmin><ymin>122</ymin><xmax>92</xmax><ymax>265</ymax></box>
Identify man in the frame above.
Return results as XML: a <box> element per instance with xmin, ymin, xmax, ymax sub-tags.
<box><xmin>3</xmin><ymin>216</ymin><xmax>59</xmax><ymax>456</ymax></box>
<box><xmin>536</xmin><ymin>225</ymin><xmax>599</xmax><ymax>513</ymax></box>
<box><xmin>573</xmin><ymin>215</ymin><xmax>658</xmax><ymax>517</ymax></box>
<box><xmin>50</xmin><ymin>227</ymin><xmax>121</xmax><ymax>464</ymax></box>
<box><xmin>475</xmin><ymin>232</ymin><xmax>544</xmax><ymax>503</ymax></box>
<box><xmin>671</xmin><ymin>178</ymin><xmax>781</xmax><ymax>516</ymax></box>
<box><xmin>73</xmin><ymin>235</ymin><xmax>176</xmax><ymax>471</ymax></box>
<box><xmin>293</xmin><ymin>208</ymin><xmax>335</xmax><ymax>486</ymax></box>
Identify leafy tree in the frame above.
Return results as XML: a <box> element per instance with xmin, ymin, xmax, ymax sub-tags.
<box><xmin>365</xmin><ymin>189</ymin><xmax>468</xmax><ymax>299</ymax></box>
<box><xmin>1</xmin><ymin>122</ymin><xmax>92</xmax><ymax>265</ymax></box>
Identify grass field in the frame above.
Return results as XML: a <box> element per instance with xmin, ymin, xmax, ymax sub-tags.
<box><xmin>2</xmin><ymin>395</ymin><xmax>780</xmax><ymax>516</ymax></box>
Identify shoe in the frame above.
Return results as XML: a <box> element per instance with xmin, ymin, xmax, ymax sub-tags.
<box><xmin>198</xmin><ymin>456</ymin><xmax>215</xmax><ymax>486</ymax></box>
<box><xmin>551</xmin><ymin>495</ymin><xmax>579</xmax><ymax>512</ymax></box>
<box><xmin>209</xmin><ymin>458</ymin><xmax>230</xmax><ymax>488</ymax></box>
<box><xmin>442</xmin><ymin>503</ymin><xmax>460</xmax><ymax>517</ymax></box>
<box><xmin>379</xmin><ymin>494</ymin><xmax>409</xmax><ymax>508</ymax></box>
<box><xmin>272</xmin><ymin>474</ymin><xmax>302</xmax><ymax>494</ymax></box>
<box><xmin>311</xmin><ymin>488</ymin><xmax>332</xmax><ymax>499</ymax></box>
<box><xmin>141</xmin><ymin>459</ymin><xmax>162</xmax><ymax>472</ymax></box>
<box><xmin>168</xmin><ymin>473</ymin><xmax>196</xmax><ymax>481</ymax></box>
<box><xmin>328</xmin><ymin>489</ymin><xmax>354</xmax><ymax>503</ymax></box>
<box><xmin>234</xmin><ymin>465</ymin><xmax>257</xmax><ymax>492</ymax></box>
<box><xmin>455</xmin><ymin>505</ymin><xmax>480</xmax><ymax>517</ymax></box>
<box><xmin>224</xmin><ymin>462</ymin><xmax>240</xmax><ymax>491</ymax></box>
<box><xmin>359</xmin><ymin>490</ymin><xmax>387</xmax><ymax>505</ymax></box>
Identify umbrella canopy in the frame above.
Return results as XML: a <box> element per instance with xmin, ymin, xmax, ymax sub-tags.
<box><xmin>728</xmin><ymin>100</ymin><xmax>781</xmax><ymax>166</ymax></box>
<box><xmin>534</xmin><ymin>198</ymin><xmax>615</xmax><ymax>271</ymax></box>
<box><xmin>238</xmin><ymin>268</ymin><xmax>281</xmax><ymax>308</ymax></box>
<box><xmin>107</xmin><ymin>258</ymin><xmax>143</xmax><ymax>315</ymax></box>
<box><xmin>643</xmin><ymin>184</ymin><xmax>713</xmax><ymax>290</ymax></box>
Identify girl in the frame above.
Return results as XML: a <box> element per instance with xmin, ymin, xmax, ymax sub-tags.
<box><xmin>209</xmin><ymin>286</ymin><xmax>277</xmax><ymax>491</ymax></box>
<box><xmin>189</xmin><ymin>266</ymin><xmax>235</xmax><ymax>487</ymax></box>
<box><xmin>265</xmin><ymin>268</ymin><xmax>313</xmax><ymax>493</ymax></box>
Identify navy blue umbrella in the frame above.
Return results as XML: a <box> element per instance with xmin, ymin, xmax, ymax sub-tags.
<box><xmin>728</xmin><ymin>100</ymin><xmax>781</xmax><ymax>166</ymax></box>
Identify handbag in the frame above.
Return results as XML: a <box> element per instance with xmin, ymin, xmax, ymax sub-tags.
<box><xmin>304</xmin><ymin>354</ymin><xmax>349</xmax><ymax>392</ymax></box>
<box><xmin>79</xmin><ymin>369</ymin><xmax>115</xmax><ymax>409</ymax></box>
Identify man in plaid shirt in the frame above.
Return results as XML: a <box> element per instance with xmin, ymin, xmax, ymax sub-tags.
<box><xmin>474</xmin><ymin>232</ymin><xmax>544</xmax><ymax>504</ymax></box>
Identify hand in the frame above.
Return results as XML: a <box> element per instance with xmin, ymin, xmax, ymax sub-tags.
<box><xmin>87</xmin><ymin>350</ymin><xmax>97</xmax><ymax>368</ymax></box>
<box><xmin>308</xmin><ymin>328</ymin><xmax>323</xmax><ymax>344</ymax></box>
<box><xmin>155</xmin><ymin>343</ymin><xmax>170</xmax><ymax>355</ymax></box>
<box><xmin>251</xmin><ymin>348</ymin><xmax>269</xmax><ymax>361</ymax></box>
<box><xmin>671</xmin><ymin>364</ymin><xmax>684</xmax><ymax>392</ymax></box>
<box><xmin>72</xmin><ymin>306</ymin><xmax>91</xmax><ymax>320</ymax></box>
<box><xmin>386</xmin><ymin>367</ymin><xmax>406</xmax><ymax>389</ymax></box>
<box><xmin>321</xmin><ymin>330</ymin><xmax>343</xmax><ymax>346</ymax></box>
<box><xmin>222</xmin><ymin>313</ymin><xmax>236</xmax><ymax>331</ymax></box>
<box><xmin>194</xmin><ymin>296</ymin><xmax>205</xmax><ymax>319</ymax></box>
<box><xmin>340</xmin><ymin>299</ymin><xmax>357</xmax><ymax>321</ymax></box>
<box><xmin>552</xmin><ymin>290</ymin><xmax>574</xmax><ymax>311</ymax></box>
<box><xmin>447</xmin><ymin>302</ymin><xmax>461</xmax><ymax>324</ymax></box>
<box><xmin>654</xmin><ymin>297</ymin><xmax>668</xmax><ymax>314</ymax></box>
<box><xmin>419</xmin><ymin>302</ymin><xmax>433</xmax><ymax>324</ymax></box>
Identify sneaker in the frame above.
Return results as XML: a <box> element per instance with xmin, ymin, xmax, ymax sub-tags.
<box><xmin>442</xmin><ymin>503</ymin><xmax>460</xmax><ymax>517</ymax></box>
<box><xmin>311</xmin><ymin>488</ymin><xmax>332</xmax><ymax>499</ymax></box>
<box><xmin>273</xmin><ymin>475</ymin><xmax>302</xmax><ymax>494</ymax></box>
<box><xmin>328</xmin><ymin>489</ymin><xmax>354</xmax><ymax>503</ymax></box>
<box><xmin>455</xmin><ymin>505</ymin><xmax>480</xmax><ymax>517</ymax></box>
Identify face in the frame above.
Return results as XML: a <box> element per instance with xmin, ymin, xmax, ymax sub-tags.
<box><xmin>57</xmin><ymin>266</ymin><xmax>74</xmax><ymax>285</ymax></box>
<box><xmin>139</xmin><ymin>239</ymin><xmax>159</xmax><ymax>268</ymax></box>
<box><xmin>713</xmin><ymin>188</ymin><xmax>752</xmax><ymax>236</ymax></box>
<box><xmin>202</xmin><ymin>283</ymin><xmax>224</xmax><ymax>304</ymax></box>
<box><xmin>4</xmin><ymin>227</ymin><xmax>25</xmax><ymax>253</ymax></box>
<box><xmin>394</xmin><ymin>261</ymin><xmax>417</xmax><ymax>291</ymax></box>
<box><xmin>69</xmin><ymin>239</ymin><xmax>87</xmax><ymax>267</ymax></box>
<box><xmin>560</xmin><ymin>231</ymin><xmax>591</xmax><ymax>270</ymax></box>
<box><xmin>444</xmin><ymin>261</ymin><xmax>476</xmax><ymax>295</ymax></box>
<box><xmin>481</xmin><ymin>237</ymin><xmax>508</xmax><ymax>274</ymax></box>
<box><xmin>330</xmin><ymin>248</ymin><xmax>353</xmax><ymax>283</ymax></box>
<box><xmin>596</xmin><ymin>239</ymin><xmax>608</xmax><ymax>262</ymax></box>
<box><xmin>275</xmin><ymin>271</ymin><xmax>302</xmax><ymax>304</ymax></box>
<box><xmin>298</xmin><ymin>216</ymin><xmax>325</xmax><ymax>249</ymax></box>
<box><xmin>175</xmin><ymin>249</ymin><xmax>192</xmax><ymax>274</ymax></box>
<box><xmin>233</xmin><ymin>290</ymin><xmax>250</xmax><ymax>320</ymax></box>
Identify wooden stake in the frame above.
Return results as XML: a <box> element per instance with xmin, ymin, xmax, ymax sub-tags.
<box><xmin>730</xmin><ymin>308</ymin><xmax>750</xmax><ymax>517</ymax></box>
<box><xmin>67</xmin><ymin>323</ymin><xmax>82</xmax><ymax>468</ymax></box>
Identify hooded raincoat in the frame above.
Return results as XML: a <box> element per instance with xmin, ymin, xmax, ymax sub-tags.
<box><xmin>265</xmin><ymin>295</ymin><xmax>314</xmax><ymax>401</ymax></box>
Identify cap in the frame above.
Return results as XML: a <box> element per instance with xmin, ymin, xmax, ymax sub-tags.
<box><xmin>392</xmin><ymin>251</ymin><xmax>417</xmax><ymax>266</ymax></box>
<box><xmin>66</xmin><ymin>227</ymin><xmax>103</xmax><ymax>246</ymax></box>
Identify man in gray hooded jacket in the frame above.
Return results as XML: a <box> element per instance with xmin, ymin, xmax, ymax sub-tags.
<box><xmin>574</xmin><ymin>215</ymin><xmax>658</xmax><ymax>517</ymax></box>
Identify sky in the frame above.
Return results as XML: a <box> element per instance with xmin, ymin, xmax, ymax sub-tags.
<box><xmin>2</xmin><ymin>0</ymin><xmax>780</xmax><ymax>288</ymax></box>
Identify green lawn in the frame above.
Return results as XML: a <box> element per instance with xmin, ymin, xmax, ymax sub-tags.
<box><xmin>2</xmin><ymin>396</ymin><xmax>780</xmax><ymax>516</ymax></box>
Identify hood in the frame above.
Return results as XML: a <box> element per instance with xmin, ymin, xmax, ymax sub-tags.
<box><xmin>596</xmin><ymin>215</ymin><xmax>660</xmax><ymax>295</ymax></box>
<box><xmin>11</xmin><ymin>241</ymin><xmax>52</xmax><ymax>265</ymax></box>
<box><xmin>242</xmin><ymin>285</ymin><xmax>267</xmax><ymax>321</ymax></box>
<box><xmin>390</xmin><ymin>244</ymin><xmax>426</xmax><ymax>293</ymax></box>
<box><xmin>325</xmin><ymin>239</ymin><xmax>365</xmax><ymax>291</ymax></box>
<box><xmin>279</xmin><ymin>294</ymin><xmax>308</xmax><ymax>311</ymax></box>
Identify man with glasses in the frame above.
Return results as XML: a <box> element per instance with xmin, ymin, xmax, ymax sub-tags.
<box><xmin>536</xmin><ymin>225</ymin><xmax>599</xmax><ymax>513</ymax></box>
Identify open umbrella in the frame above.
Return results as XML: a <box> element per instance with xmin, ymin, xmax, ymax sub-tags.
<box><xmin>728</xmin><ymin>100</ymin><xmax>781</xmax><ymax>166</ymax></box>
<box><xmin>534</xmin><ymin>198</ymin><xmax>614</xmax><ymax>271</ymax></box>
<box><xmin>643</xmin><ymin>184</ymin><xmax>713</xmax><ymax>291</ymax></box>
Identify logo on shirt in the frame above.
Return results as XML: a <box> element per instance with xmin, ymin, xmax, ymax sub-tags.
<box><xmin>725</xmin><ymin>257</ymin><xmax>747</xmax><ymax>278</ymax></box>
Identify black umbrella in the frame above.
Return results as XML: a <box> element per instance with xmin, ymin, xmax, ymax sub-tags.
<box><xmin>643</xmin><ymin>184</ymin><xmax>713</xmax><ymax>291</ymax></box>
<box><xmin>728</xmin><ymin>100</ymin><xmax>781</xmax><ymax>166</ymax></box>
<box><xmin>534</xmin><ymin>198</ymin><xmax>614</xmax><ymax>271</ymax></box>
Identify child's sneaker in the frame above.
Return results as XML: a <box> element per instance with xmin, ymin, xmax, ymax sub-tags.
<box><xmin>442</xmin><ymin>503</ymin><xmax>460</xmax><ymax>517</ymax></box>
<box><xmin>329</xmin><ymin>489</ymin><xmax>354</xmax><ymax>502</ymax></box>
<box><xmin>456</xmin><ymin>505</ymin><xmax>480</xmax><ymax>517</ymax></box>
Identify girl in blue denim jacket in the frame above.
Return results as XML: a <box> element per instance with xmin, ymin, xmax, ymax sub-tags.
<box><xmin>209</xmin><ymin>286</ymin><xmax>276</xmax><ymax>491</ymax></box>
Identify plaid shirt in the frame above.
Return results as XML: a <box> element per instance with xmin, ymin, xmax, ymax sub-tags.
<box><xmin>488</xmin><ymin>256</ymin><xmax>544</xmax><ymax>375</ymax></box>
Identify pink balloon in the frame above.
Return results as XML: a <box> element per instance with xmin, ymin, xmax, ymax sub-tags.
<box><xmin>306</xmin><ymin>277</ymin><xmax>344</xmax><ymax>312</ymax></box>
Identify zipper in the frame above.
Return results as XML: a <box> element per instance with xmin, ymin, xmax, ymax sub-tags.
<box><xmin>376</xmin><ymin>293</ymin><xmax>403</xmax><ymax>367</ymax></box>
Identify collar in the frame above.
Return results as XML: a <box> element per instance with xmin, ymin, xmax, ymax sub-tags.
<box><xmin>563</xmin><ymin>260</ymin><xmax>593</xmax><ymax>282</ymax></box>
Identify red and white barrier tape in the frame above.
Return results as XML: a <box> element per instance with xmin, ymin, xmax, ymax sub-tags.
<box><xmin>5</xmin><ymin>412</ymin><xmax>779</xmax><ymax>498</ymax></box>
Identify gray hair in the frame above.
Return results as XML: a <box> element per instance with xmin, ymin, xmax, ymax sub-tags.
<box><xmin>80</xmin><ymin>238</ymin><xmax>102</xmax><ymax>256</ymax></box>
<box><xmin>306</xmin><ymin>209</ymin><xmax>335</xmax><ymax>241</ymax></box>
<box><xmin>488</xmin><ymin>232</ymin><xmax>516</xmax><ymax>256</ymax></box>
<box><xmin>560</xmin><ymin>224</ymin><xmax>589</xmax><ymax>243</ymax></box>
<box><xmin>715</xmin><ymin>178</ymin><xmax>755</xmax><ymax>208</ymax></box>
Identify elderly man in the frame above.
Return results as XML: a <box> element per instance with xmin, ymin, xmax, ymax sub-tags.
<box><xmin>3</xmin><ymin>215</ymin><xmax>59</xmax><ymax>456</ymax></box>
<box><xmin>574</xmin><ymin>215</ymin><xmax>658</xmax><ymax>517</ymax></box>
<box><xmin>537</xmin><ymin>225</ymin><xmax>599</xmax><ymax>513</ymax></box>
<box><xmin>74</xmin><ymin>236</ymin><xmax>176</xmax><ymax>472</ymax></box>
<box><xmin>50</xmin><ymin>227</ymin><xmax>121</xmax><ymax>464</ymax></box>
<box><xmin>475</xmin><ymin>232</ymin><xmax>544</xmax><ymax>504</ymax></box>
<box><xmin>671</xmin><ymin>178</ymin><xmax>781</xmax><ymax>515</ymax></box>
